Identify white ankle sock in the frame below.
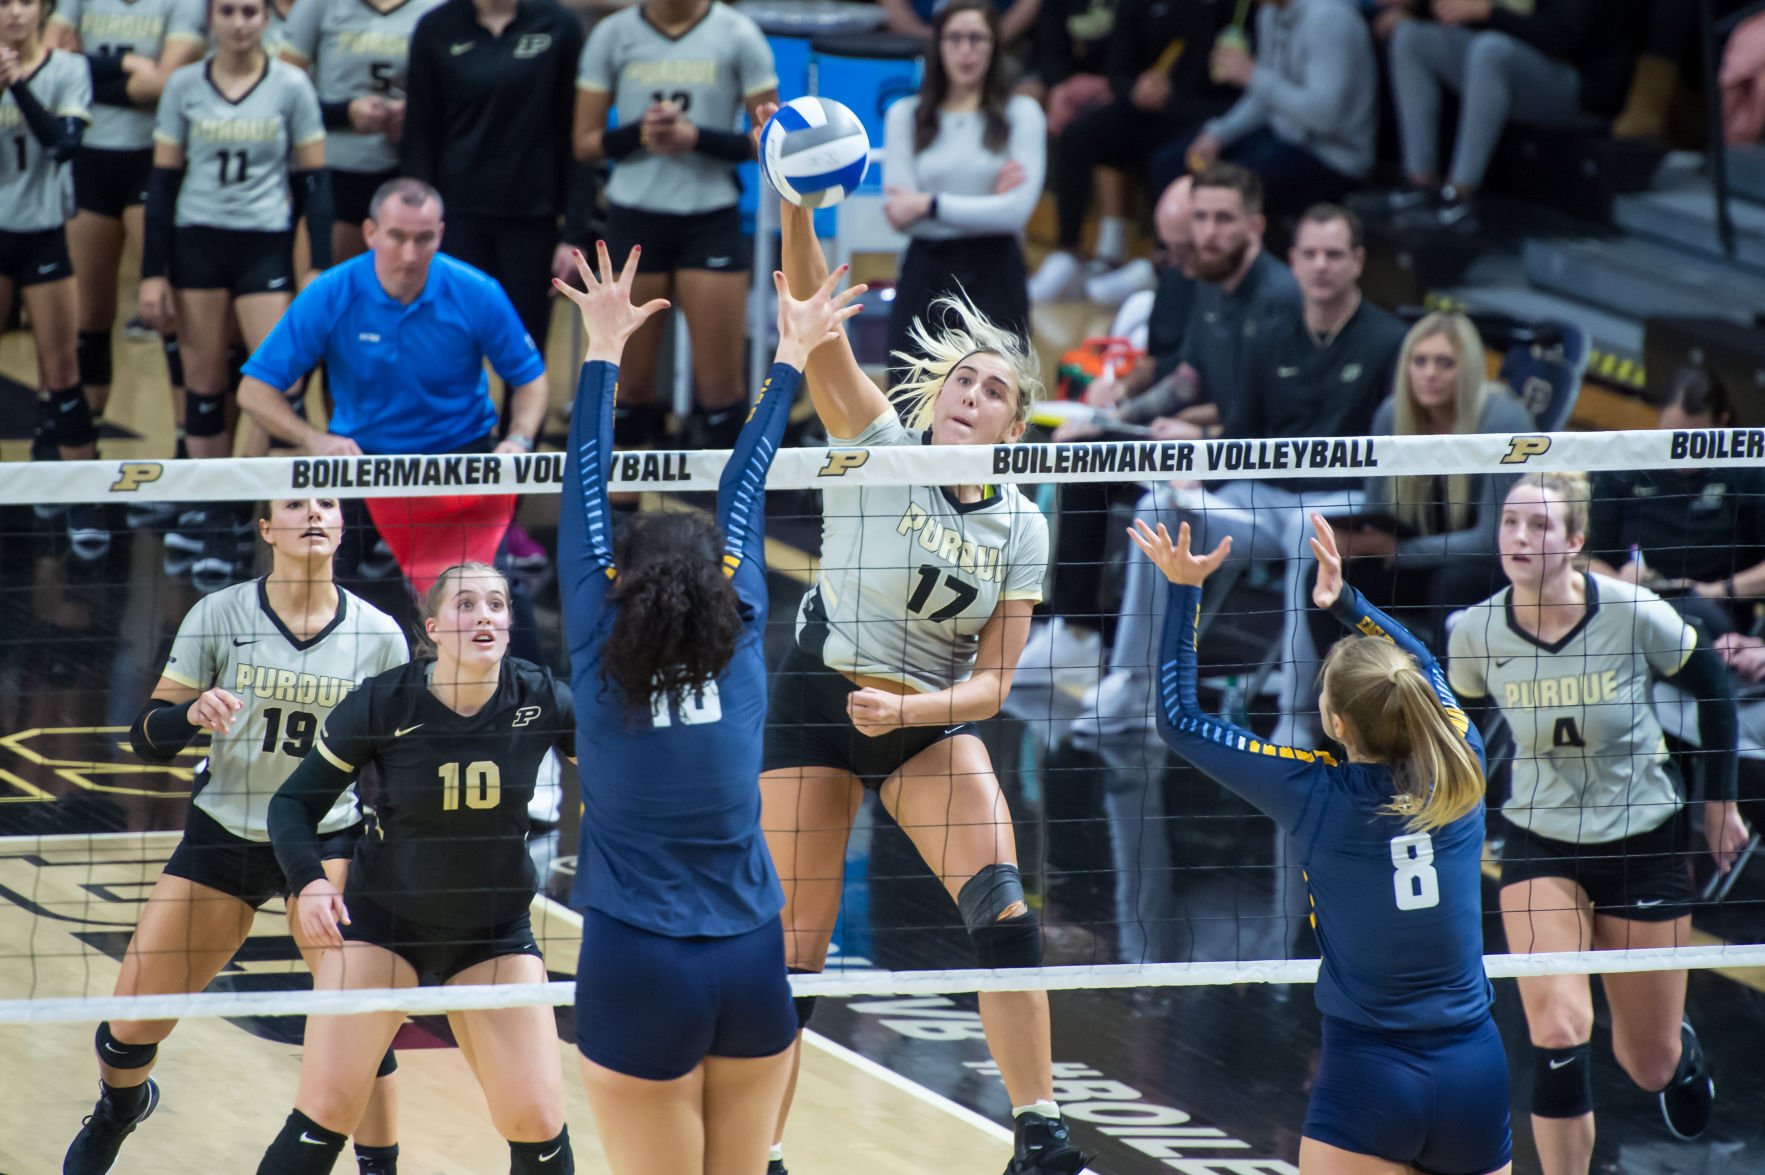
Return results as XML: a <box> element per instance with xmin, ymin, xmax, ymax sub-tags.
<box><xmin>1096</xmin><ymin>218</ymin><xmax>1128</xmax><ymax>264</ymax></box>
<box><xmin>769</xmin><ymin>1144</ymin><xmax>784</xmax><ymax>1162</ymax></box>
<box><xmin>1013</xmin><ymin>1100</ymin><xmax>1061</xmax><ymax>1119</ymax></box>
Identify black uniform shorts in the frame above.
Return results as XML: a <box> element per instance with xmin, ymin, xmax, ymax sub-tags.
<box><xmin>163</xmin><ymin>802</ymin><xmax>360</xmax><ymax>910</ymax></box>
<box><xmin>1499</xmin><ymin>813</ymin><xmax>1693</xmax><ymax>923</ymax></box>
<box><xmin>73</xmin><ymin>145</ymin><xmax>153</xmax><ymax>218</ymax></box>
<box><xmin>341</xmin><ymin>890</ymin><xmax>543</xmax><ymax>985</ymax></box>
<box><xmin>0</xmin><ymin>226</ymin><xmax>73</xmax><ymax>286</ymax></box>
<box><xmin>171</xmin><ymin>225</ymin><xmax>295</xmax><ymax>296</ymax></box>
<box><xmin>331</xmin><ymin>167</ymin><xmax>398</xmax><ymax>226</ymax></box>
<box><xmin>762</xmin><ymin>642</ymin><xmax>978</xmax><ymax>790</ymax></box>
<box><xmin>604</xmin><ymin>203</ymin><xmax>749</xmax><ymax>275</ymax></box>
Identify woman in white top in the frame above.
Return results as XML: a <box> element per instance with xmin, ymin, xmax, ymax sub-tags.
<box><xmin>881</xmin><ymin>0</ymin><xmax>1043</xmax><ymax>384</ymax></box>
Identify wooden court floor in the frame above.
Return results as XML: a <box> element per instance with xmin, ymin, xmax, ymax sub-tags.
<box><xmin>0</xmin><ymin>832</ymin><xmax>1008</xmax><ymax>1174</ymax></box>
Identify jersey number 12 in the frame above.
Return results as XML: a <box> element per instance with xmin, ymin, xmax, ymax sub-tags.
<box><xmin>1389</xmin><ymin>832</ymin><xmax>1440</xmax><ymax>911</ymax></box>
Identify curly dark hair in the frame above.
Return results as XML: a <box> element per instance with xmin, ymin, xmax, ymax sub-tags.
<box><xmin>600</xmin><ymin>510</ymin><xmax>745</xmax><ymax>712</ymax></box>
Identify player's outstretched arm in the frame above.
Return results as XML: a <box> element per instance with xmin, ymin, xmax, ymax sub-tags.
<box><xmin>753</xmin><ymin>101</ymin><xmax>891</xmax><ymax>439</ymax></box>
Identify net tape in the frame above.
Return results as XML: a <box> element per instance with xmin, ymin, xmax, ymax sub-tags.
<box><xmin>11</xmin><ymin>427</ymin><xmax>1764</xmax><ymax>504</ymax></box>
<box><xmin>5</xmin><ymin>945</ymin><xmax>1765</xmax><ymax>1025</ymax></box>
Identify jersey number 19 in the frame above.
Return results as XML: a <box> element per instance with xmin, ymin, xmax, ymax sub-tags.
<box><xmin>1389</xmin><ymin>832</ymin><xmax>1440</xmax><ymax>911</ymax></box>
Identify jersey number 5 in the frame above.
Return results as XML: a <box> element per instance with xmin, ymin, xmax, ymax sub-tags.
<box><xmin>439</xmin><ymin>761</ymin><xmax>502</xmax><ymax>810</ymax></box>
<box><xmin>1389</xmin><ymin>832</ymin><xmax>1440</xmax><ymax>911</ymax></box>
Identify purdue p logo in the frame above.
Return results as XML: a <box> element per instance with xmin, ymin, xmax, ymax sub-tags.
<box><xmin>110</xmin><ymin>462</ymin><xmax>165</xmax><ymax>492</ymax></box>
<box><xmin>818</xmin><ymin>450</ymin><xmax>870</xmax><ymax>478</ymax></box>
<box><xmin>512</xmin><ymin>705</ymin><xmax>542</xmax><ymax>728</ymax></box>
<box><xmin>1501</xmin><ymin>436</ymin><xmax>1552</xmax><ymax>464</ymax></box>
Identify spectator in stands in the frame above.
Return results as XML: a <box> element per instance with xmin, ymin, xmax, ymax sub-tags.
<box><xmin>401</xmin><ymin>0</ymin><xmax>582</xmax><ymax>367</ymax></box>
<box><xmin>1304</xmin><ymin>310</ymin><xmax>1529</xmax><ymax>661</ymax></box>
<box><xmin>1028</xmin><ymin>0</ymin><xmax>1233</xmax><ymax>303</ymax></box>
<box><xmin>882</xmin><ymin>0</ymin><xmax>1044</xmax><ymax>373</ymax></box>
<box><xmin>1111</xmin><ymin>164</ymin><xmax>1296</xmax><ymax>439</ymax></box>
<box><xmin>1023</xmin><ymin>0</ymin><xmax>1116</xmax><ymax>113</ymax></box>
<box><xmin>1387</xmin><ymin>0</ymin><xmax>1639</xmax><ymax>226</ymax></box>
<box><xmin>1587</xmin><ymin>367</ymin><xmax>1765</xmax><ymax>637</ymax></box>
<box><xmin>1147</xmin><ymin>0</ymin><xmax>1378</xmax><ymax>231</ymax></box>
<box><xmin>1081</xmin><ymin>203</ymin><xmax>1391</xmax><ymax>744</ymax></box>
<box><xmin>880</xmin><ymin>0</ymin><xmax>1038</xmax><ymax>45</ymax></box>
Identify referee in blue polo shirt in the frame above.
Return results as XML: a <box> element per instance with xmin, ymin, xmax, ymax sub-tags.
<box><xmin>238</xmin><ymin>177</ymin><xmax>548</xmax><ymax>458</ymax></box>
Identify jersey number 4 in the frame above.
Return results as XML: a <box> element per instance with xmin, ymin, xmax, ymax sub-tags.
<box><xmin>1389</xmin><ymin>832</ymin><xmax>1440</xmax><ymax>911</ymax></box>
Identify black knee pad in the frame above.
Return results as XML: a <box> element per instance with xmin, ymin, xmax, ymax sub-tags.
<box><xmin>184</xmin><ymin>389</ymin><xmax>228</xmax><ymax>438</ymax></box>
<box><xmin>261</xmin><ymin>1108</ymin><xmax>345</xmax><ymax>1174</ymax></box>
<box><xmin>52</xmin><ymin>384</ymin><xmax>98</xmax><ymax>448</ymax></box>
<box><xmin>78</xmin><ymin>330</ymin><xmax>113</xmax><ymax>388</ymax></box>
<box><xmin>1532</xmin><ymin>1043</ymin><xmax>1593</xmax><ymax>1118</ymax></box>
<box><xmin>970</xmin><ymin>909</ymin><xmax>1044</xmax><ymax>969</ymax></box>
<box><xmin>95</xmin><ymin>1022</ymin><xmax>159</xmax><ymax>1069</ymax></box>
<box><xmin>789</xmin><ymin>966</ymin><xmax>819</xmax><ymax>1030</ymax></box>
<box><xmin>509</xmin><ymin>1127</ymin><xmax>571</xmax><ymax>1174</ymax></box>
<box><xmin>162</xmin><ymin>333</ymin><xmax>184</xmax><ymax>389</ymax></box>
<box><xmin>353</xmin><ymin>1142</ymin><xmax>398</xmax><ymax>1175</ymax></box>
<box><xmin>376</xmin><ymin>1045</ymin><xmax>398</xmax><ymax>1078</ymax></box>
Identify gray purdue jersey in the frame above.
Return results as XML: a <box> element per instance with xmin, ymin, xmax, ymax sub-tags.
<box><xmin>156</xmin><ymin>57</ymin><xmax>324</xmax><ymax>230</ymax></box>
<box><xmin>799</xmin><ymin>411</ymin><xmax>1049</xmax><ymax>694</ymax></box>
<box><xmin>282</xmin><ymin>0</ymin><xmax>442</xmax><ymax>172</ymax></box>
<box><xmin>1448</xmin><ymin>573</ymin><xmax>1696</xmax><ymax>844</ymax></box>
<box><xmin>0</xmin><ymin>51</ymin><xmax>89</xmax><ymax>230</ymax></box>
<box><xmin>53</xmin><ymin>0</ymin><xmax>205</xmax><ymax>149</ymax></box>
<box><xmin>160</xmin><ymin>578</ymin><xmax>408</xmax><ymax>839</ymax></box>
<box><xmin>576</xmin><ymin>2</ymin><xmax>775</xmax><ymax>215</ymax></box>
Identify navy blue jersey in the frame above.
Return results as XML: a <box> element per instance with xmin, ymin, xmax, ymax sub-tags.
<box><xmin>1155</xmin><ymin>582</ymin><xmax>1493</xmax><ymax>1032</ymax></box>
<box><xmin>563</xmin><ymin>358</ymin><xmax>794</xmax><ymax>937</ymax></box>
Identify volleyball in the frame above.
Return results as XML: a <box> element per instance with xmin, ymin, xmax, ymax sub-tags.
<box><xmin>759</xmin><ymin>96</ymin><xmax>871</xmax><ymax>208</ymax></box>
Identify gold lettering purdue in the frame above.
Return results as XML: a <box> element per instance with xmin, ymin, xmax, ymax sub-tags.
<box><xmin>1502</xmin><ymin>669</ymin><xmax>1620</xmax><ymax>710</ymax></box>
<box><xmin>623</xmin><ymin>59</ymin><xmax>717</xmax><ymax>86</ymax></box>
<box><xmin>194</xmin><ymin>117</ymin><xmax>282</xmax><ymax>144</ymax></box>
<box><xmin>233</xmin><ymin>664</ymin><xmax>358</xmax><ymax>707</ymax></box>
<box><xmin>335</xmin><ymin>30</ymin><xmax>411</xmax><ymax>55</ymax></box>
<box><xmin>895</xmin><ymin>504</ymin><xmax>1003</xmax><ymax>583</ymax></box>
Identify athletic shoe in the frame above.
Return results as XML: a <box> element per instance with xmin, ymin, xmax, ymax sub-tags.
<box><xmin>63</xmin><ymin>1078</ymin><xmax>160</xmax><ymax>1174</ymax></box>
<box><xmin>1028</xmin><ymin>252</ymin><xmax>1086</xmax><ymax>303</ymax></box>
<box><xmin>1083</xmin><ymin>258</ymin><xmax>1157</xmax><ymax>307</ymax></box>
<box><xmin>767</xmin><ymin>1162</ymin><xmax>788</xmax><ymax>1175</ymax></box>
<box><xmin>1660</xmin><ymin>1021</ymin><xmax>1715</xmax><ymax>1141</ymax></box>
<box><xmin>67</xmin><ymin>504</ymin><xmax>112</xmax><ymax>561</ymax></box>
<box><xmin>125</xmin><ymin>500</ymin><xmax>179</xmax><ymax>530</ymax></box>
<box><xmin>1003</xmin><ymin>1112</ymin><xmax>1088</xmax><ymax>1174</ymax></box>
<box><xmin>122</xmin><ymin>315</ymin><xmax>155</xmax><ymax>342</ymax></box>
<box><xmin>165</xmin><ymin>507</ymin><xmax>214</xmax><ymax>555</ymax></box>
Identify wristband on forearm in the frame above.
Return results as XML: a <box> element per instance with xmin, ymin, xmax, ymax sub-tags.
<box><xmin>692</xmin><ymin>126</ymin><xmax>751</xmax><ymax>162</ymax></box>
<box><xmin>601</xmin><ymin>121</ymin><xmax>643</xmax><ymax>160</ymax></box>
<box><xmin>141</xmin><ymin>166</ymin><xmax>183</xmax><ymax>279</ymax></box>
<box><xmin>319</xmin><ymin>99</ymin><xmax>354</xmax><ymax>130</ymax></box>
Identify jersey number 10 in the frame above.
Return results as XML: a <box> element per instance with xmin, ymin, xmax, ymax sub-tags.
<box><xmin>439</xmin><ymin>761</ymin><xmax>502</xmax><ymax>810</ymax></box>
<box><xmin>1389</xmin><ymin>832</ymin><xmax>1440</xmax><ymax>911</ymax></box>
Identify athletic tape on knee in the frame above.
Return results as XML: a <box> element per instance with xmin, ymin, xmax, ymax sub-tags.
<box><xmin>162</xmin><ymin>334</ymin><xmax>184</xmax><ymax>389</ymax></box>
<box><xmin>184</xmin><ymin>389</ymin><xmax>227</xmax><ymax>437</ymax></box>
<box><xmin>959</xmin><ymin>863</ymin><xmax>1027</xmax><ymax>932</ymax></box>
<box><xmin>1532</xmin><ymin>1043</ymin><xmax>1593</xmax><ymax>1118</ymax></box>
<box><xmin>509</xmin><ymin>1126</ymin><xmax>572</xmax><ymax>1174</ymax></box>
<box><xmin>52</xmin><ymin>384</ymin><xmax>98</xmax><ymax>448</ymax></box>
<box><xmin>789</xmin><ymin>965</ymin><xmax>820</xmax><ymax>1029</ymax></box>
<box><xmin>376</xmin><ymin>1046</ymin><xmax>398</xmax><ymax>1078</ymax></box>
<box><xmin>95</xmin><ymin>1021</ymin><xmax>158</xmax><ymax>1070</ymax></box>
<box><xmin>77</xmin><ymin>330</ymin><xmax>113</xmax><ymax>388</ymax></box>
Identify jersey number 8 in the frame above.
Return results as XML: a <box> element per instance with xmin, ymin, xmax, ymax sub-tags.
<box><xmin>439</xmin><ymin>761</ymin><xmax>502</xmax><ymax>810</ymax></box>
<box><xmin>1389</xmin><ymin>832</ymin><xmax>1440</xmax><ymax>911</ymax></box>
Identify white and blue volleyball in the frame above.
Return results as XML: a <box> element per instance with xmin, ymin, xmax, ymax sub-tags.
<box><xmin>759</xmin><ymin>97</ymin><xmax>871</xmax><ymax>208</ymax></box>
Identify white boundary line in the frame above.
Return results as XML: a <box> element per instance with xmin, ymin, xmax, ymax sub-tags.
<box><xmin>801</xmin><ymin>1029</ymin><xmax>1015</xmax><ymax>1144</ymax></box>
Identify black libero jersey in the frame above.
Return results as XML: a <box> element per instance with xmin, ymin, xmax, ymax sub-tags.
<box><xmin>310</xmin><ymin>656</ymin><xmax>573</xmax><ymax>925</ymax></box>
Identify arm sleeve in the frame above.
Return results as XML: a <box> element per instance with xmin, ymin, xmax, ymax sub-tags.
<box><xmin>140</xmin><ymin>165</ymin><xmax>182</xmax><ymax>278</ymax></box>
<box><xmin>1154</xmin><ymin>580</ymin><xmax>1329</xmax><ymax>830</ymax></box>
<box><xmin>479</xmin><ymin>279</ymin><xmax>547</xmax><ymax>386</ymax></box>
<box><xmin>716</xmin><ymin>362</ymin><xmax>800</xmax><ymax>622</ymax></box>
<box><xmin>558</xmin><ymin>359</ymin><xmax>620</xmax><ymax>625</ymax></box>
<box><xmin>551</xmin><ymin>678</ymin><xmax>577</xmax><ymax>756</ymax></box>
<box><xmin>130</xmin><ymin>698</ymin><xmax>201</xmax><ymax>762</ymax></box>
<box><xmin>398</xmin><ymin>15</ymin><xmax>440</xmax><ymax>182</ymax></box>
<box><xmin>1238</xmin><ymin>9</ymin><xmax>1366</xmax><ymax>137</ymax></box>
<box><xmin>267</xmin><ymin>751</ymin><xmax>358</xmax><ymax>896</ymax></box>
<box><xmin>240</xmin><ymin>278</ymin><xmax>332</xmax><ymax>391</ymax></box>
<box><xmin>1665</xmin><ymin>643</ymin><xmax>1740</xmax><ymax>802</ymax></box>
<box><xmin>283</xmin><ymin>0</ymin><xmax>322</xmax><ymax>62</ymax></box>
<box><xmin>932</xmin><ymin>98</ymin><xmax>1046</xmax><ymax>235</ymax></box>
<box><xmin>295</xmin><ymin>169</ymin><xmax>334</xmax><ymax>268</ymax></box>
<box><xmin>1328</xmin><ymin>584</ymin><xmax>1485</xmax><ymax>768</ymax></box>
<box><xmin>9</xmin><ymin>80</ymin><xmax>85</xmax><ymax>160</ymax></box>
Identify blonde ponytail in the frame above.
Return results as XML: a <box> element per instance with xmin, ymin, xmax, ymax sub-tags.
<box><xmin>891</xmin><ymin>293</ymin><xmax>1043</xmax><ymax>432</ymax></box>
<box><xmin>1321</xmin><ymin>636</ymin><xmax>1484</xmax><ymax>831</ymax></box>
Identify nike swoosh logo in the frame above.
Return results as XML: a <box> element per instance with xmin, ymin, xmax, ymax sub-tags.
<box><xmin>450</xmin><ymin>40</ymin><xmax>474</xmax><ymax>53</ymax></box>
<box><xmin>103</xmin><ymin>1040</ymin><xmax>128</xmax><ymax>1053</ymax></box>
<box><xmin>539</xmin><ymin>1147</ymin><xmax>563</xmax><ymax>1162</ymax></box>
<box><xmin>1494</xmin><ymin>658</ymin><xmax>1514</xmax><ymax>668</ymax></box>
<box><xmin>1276</xmin><ymin>366</ymin><xmax>1299</xmax><ymax>377</ymax></box>
<box><xmin>395</xmin><ymin>723</ymin><xmax>424</xmax><ymax>738</ymax></box>
<box><xmin>706</xmin><ymin>256</ymin><xmax>731</xmax><ymax>267</ymax></box>
<box><xmin>233</xmin><ymin>638</ymin><xmax>260</xmax><ymax>646</ymax></box>
<box><xmin>299</xmin><ymin>1132</ymin><xmax>327</xmax><ymax>1145</ymax></box>
<box><xmin>38</xmin><ymin>263</ymin><xmax>59</xmax><ymax>274</ymax></box>
<box><xmin>1549</xmin><ymin>1057</ymin><xmax>1576</xmax><ymax>1069</ymax></box>
<box><xmin>267</xmin><ymin>277</ymin><xmax>289</xmax><ymax>288</ymax></box>
<box><xmin>1634</xmin><ymin>898</ymin><xmax>1664</xmax><ymax>908</ymax></box>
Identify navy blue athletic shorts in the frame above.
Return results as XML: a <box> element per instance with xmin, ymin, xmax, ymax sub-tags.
<box><xmin>574</xmin><ymin>908</ymin><xmax>796</xmax><ymax>1081</ymax></box>
<box><xmin>163</xmin><ymin>802</ymin><xmax>359</xmax><ymax>909</ymax></box>
<box><xmin>1304</xmin><ymin>1014</ymin><xmax>1511</xmax><ymax>1175</ymax></box>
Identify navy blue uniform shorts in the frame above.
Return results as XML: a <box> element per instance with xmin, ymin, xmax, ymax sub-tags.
<box><xmin>574</xmin><ymin>908</ymin><xmax>797</xmax><ymax>1081</ymax></box>
<box><xmin>1305</xmin><ymin>1014</ymin><xmax>1512</xmax><ymax>1175</ymax></box>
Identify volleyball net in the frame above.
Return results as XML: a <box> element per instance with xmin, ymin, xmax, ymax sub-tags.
<box><xmin>2</xmin><ymin>423</ymin><xmax>1764</xmax><ymax>1029</ymax></box>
